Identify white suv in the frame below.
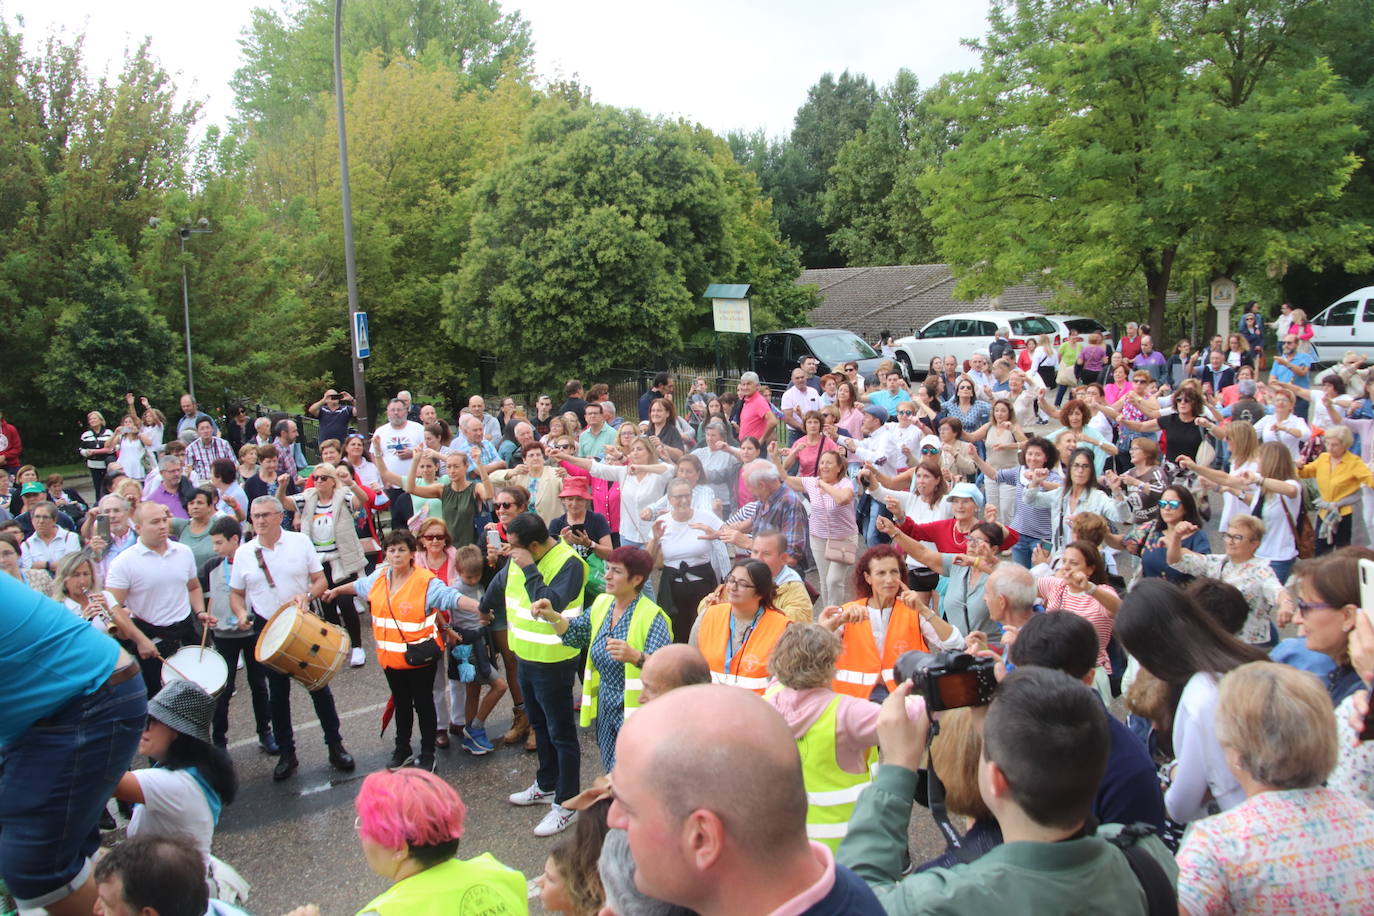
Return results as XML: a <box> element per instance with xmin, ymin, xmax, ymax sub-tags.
<box><xmin>894</xmin><ymin>311</ymin><xmax>1059</xmax><ymax>379</ymax></box>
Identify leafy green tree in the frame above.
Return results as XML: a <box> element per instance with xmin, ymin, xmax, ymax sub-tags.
<box><xmin>233</xmin><ymin>0</ymin><xmax>532</xmax><ymax>128</ymax></box>
<box><xmin>824</xmin><ymin>70</ymin><xmax>956</xmax><ymax>266</ymax></box>
<box><xmin>921</xmin><ymin>0</ymin><xmax>1372</xmax><ymax>334</ymax></box>
<box><xmin>444</xmin><ymin>105</ymin><xmax>813</xmax><ymax>391</ymax></box>
<box><xmin>39</xmin><ymin>232</ymin><xmax>179</xmax><ymax>418</ymax></box>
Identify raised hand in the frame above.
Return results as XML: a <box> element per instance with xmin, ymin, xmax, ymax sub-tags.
<box><xmin>875</xmin><ymin>515</ymin><xmax>899</xmax><ymax>537</ymax></box>
<box><xmin>1031</xmin><ymin>543</ymin><xmax>1050</xmax><ymax>567</ymax></box>
<box><xmin>1172</xmin><ymin>520</ymin><xmax>1199</xmax><ymax>540</ymax></box>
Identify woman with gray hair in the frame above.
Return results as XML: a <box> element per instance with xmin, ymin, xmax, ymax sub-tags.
<box><xmin>1176</xmin><ymin>661</ymin><xmax>1374</xmax><ymax>914</ymax></box>
<box><xmin>598</xmin><ymin>830</ymin><xmax>695</xmax><ymax>916</ymax></box>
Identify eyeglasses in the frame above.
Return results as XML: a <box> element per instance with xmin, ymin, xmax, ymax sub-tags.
<box><xmin>1221</xmin><ymin>532</ymin><xmax>1250</xmax><ymax>543</ymax></box>
<box><xmin>897</xmin><ymin>410</ymin><xmax>915</xmax><ymax>416</ymax></box>
<box><xmin>420</xmin><ymin>534</ymin><xmax>446</xmax><ymax>542</ymax></box>
<box><xmin>1158</xmin><ymin>499</ymin><xmax>1182</xmax><ymax>510</ymax></box>
<box><xmin>724</xmin><ymin>577</ymin><xmax>755</xmax><ymax>590</ymax></box>
<box><xmin>1070</xmin><ymin>462</ymin><xmax>1093</xmax><ymax>470</ymax></box>
<box><xmin>1296</xmin><ymin>600</ymin><xmax>1336</xmax><ymax>615</ymax></box>
<box><xmin>493</xmin><ymin>501</ymin><xmax>515</xmax><ymax>509</ymax></box>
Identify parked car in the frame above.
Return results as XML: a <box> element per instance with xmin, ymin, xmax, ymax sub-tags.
<box><xmin>752</xmin><ymin>328</ymin><xmax>888</xmax><ymax>390</ymax></box>
<box><xmin>892</xmin><ymin>311</ymin><xmax>1059</xmax><ymax>379</ymax></box>
<box><xmin>1306</xmin><ymin>287</ymin><xmax>1374</xmax><ymax>363</ymax></box>
<box><xmin>1044</xmin><ymin>314</ymin><xmax>1115</xmax><ymax>352</ymax></box>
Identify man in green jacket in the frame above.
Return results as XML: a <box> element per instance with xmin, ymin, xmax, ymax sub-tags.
<box><xmin>837</xmin><ymin>667</ymin><xmax>1177</xmax><ymax>914</ymax></box>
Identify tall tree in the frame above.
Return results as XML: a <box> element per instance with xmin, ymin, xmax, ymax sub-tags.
<box><xmin>921</xmin><ymin>0</ymin><xmax>1371</xmax><ymax>334</ymax></box>
<box><xmin>39</xmin><ymin>232</ymin><xmax>180</xmax><ymax>416</ymax></box>
<box><xmin>443</xmin><ymin>105</ymin><xmax>812</xmax><ymax>391</ymax></box>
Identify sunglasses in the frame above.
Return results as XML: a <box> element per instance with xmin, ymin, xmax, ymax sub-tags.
<box><xmin>1159</xmin><ymin>499</ymin><xmax>1182</xmax><ymax>510</ymax></box>
<box><xmin>897</xmin><ymin>410</ymin><xmax>915</xmax><ymax>416</ymax></box>
<box><xmin>921</xmin><ymin>446</ymin><xmax>940</xmax><ymax>455</ymax></box>
<box><xmin>493</xmin><ymin>501</ymin><xmax>515</xmax><ymax>509</ymax></box>
<box><xmin>311</xmin><ymin>475</ymin><xmax>330</xmax><ymax>481</ymax></box>
<box><xmin>420</xmin><ymin>534</ymin><xmax>446</xmax><ymax>542</ymax></box>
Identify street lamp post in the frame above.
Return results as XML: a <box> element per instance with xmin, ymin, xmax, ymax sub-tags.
<box><xmin>334</xmin><ymin>0</ymin><xmax>370</xmax><ymax>433</ymax></box>
<box><xmin>177</xmin><ymin>220</ymin><xmax>211</xmax><ymax>402</ymax></box>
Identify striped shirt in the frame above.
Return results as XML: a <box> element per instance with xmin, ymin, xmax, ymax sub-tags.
<box><xmin>800</xmin><ymin>477</ymin><xmax>858</xmax><ymax>540</ymax></box>
<box><xmin>994</xmin><ymin>467</ymin><xmax>1059</xmax><ymax>542</ymax></box>
<box><xmin>1036</xmin><ymin>576</ymin><xmax>1117</xmax><ymax>671</ymax></box>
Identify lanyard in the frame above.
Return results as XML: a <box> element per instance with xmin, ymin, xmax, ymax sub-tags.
<box><xmin>724</xmin><ymin>604</ymin><xmax>765</xmax><ymax>674</ymax></box>
<box><xmin>603</xmin><ymin>595</ymin><xmax>640</xmax><ymax>655</ymax></box>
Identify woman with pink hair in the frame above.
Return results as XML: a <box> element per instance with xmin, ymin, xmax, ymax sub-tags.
<box><xmin>287</xmin><ymin>768</ymin><xmax>526</xmax><ymax>914</ymax></box>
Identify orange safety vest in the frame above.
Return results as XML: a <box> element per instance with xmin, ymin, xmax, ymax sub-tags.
<box><xmin>369</xmin><ymin>566</ymin><xmax>442</xmax><ymax>670</ymax></box>
<box><xmin>831</xmin><ymin>599</ymin><xmax>928</xmax><ymax>698</ymax></box>
<box><xmin>698</xmin><ymin>603</ymin><xmax>791</xmax><ymax>694</ymax></box>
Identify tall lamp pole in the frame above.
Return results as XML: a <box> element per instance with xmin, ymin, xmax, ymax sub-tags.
<box><xmin>334</xmin><ymin>0</ymin><xmax>369</xmax><ymax>433</ymax></box>
<box><xmin>178</xmin><ymin>220</ymin><xmax>212</xmax><ymax>401</ymax></box>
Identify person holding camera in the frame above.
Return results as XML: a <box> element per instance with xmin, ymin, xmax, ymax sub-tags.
<box><xmin>837</xmin><ymin>666</ymin><xmax>1177</xmax><ymax>912</ymax></box>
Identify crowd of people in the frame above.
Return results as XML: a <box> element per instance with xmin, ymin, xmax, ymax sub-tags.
<box><xmin>4</xmin><ymin>309</ymin><xmax>1374</xmax><ymax>915</ymax></box>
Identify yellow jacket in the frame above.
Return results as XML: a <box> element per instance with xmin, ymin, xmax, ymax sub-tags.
<box><xmin>1299</xmin><ymin>451</ymin><xmax>1374</xmax><ymax>516</ymax></box>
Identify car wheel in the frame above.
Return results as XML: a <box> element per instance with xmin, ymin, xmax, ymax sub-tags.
<box><xmin>896</xmin><ymin>352</ymin><xmax>913</xmax><ymax>380</ymax></box>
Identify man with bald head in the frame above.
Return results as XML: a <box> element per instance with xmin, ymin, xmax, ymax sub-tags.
<box><xmin>608</xmin><ymin>684</ymin><xmax>883</xmax><ymax>915</ymax></box>
<box><xmin>638</xmin><ymin>644</ymin><xmax>711</xmax><ymax>704</ymax></box>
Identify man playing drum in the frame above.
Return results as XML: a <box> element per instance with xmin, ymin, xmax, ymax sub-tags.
<box><xmin>228</xmin><ymin>496</ymin><xmax>356</xmax><ymax>781</ymax></box>
<box><xmin>106</xmin><ymin>502</ymin><xmax>207</xmax><ymax>695</ymax></box>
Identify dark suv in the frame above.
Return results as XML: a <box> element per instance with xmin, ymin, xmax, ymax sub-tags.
<box><xmin>753</xmin><ymin>328</ymin><xmax>889</xmax><ymax>390</ymax></box>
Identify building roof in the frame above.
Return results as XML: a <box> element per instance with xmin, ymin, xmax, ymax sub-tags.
<box><xmin>799</xmin><ymin>264</ymin><xmax>1058</xmax><ymax>341</ymax></box>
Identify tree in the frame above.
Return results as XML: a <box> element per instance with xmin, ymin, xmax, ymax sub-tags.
<box><xmin>824</xmin><ymin>70</ymin><xmax>956</xmax><ymax>266</ymax></box>
<box><xmin>232</xmin><ymin>0</ymin><xmax>532</xmax><ymax>128</ymax></box>
<box><xmin>921</xmin><ymin>0</ymin><xmax>1372</xmax><ymax>335</ymax></box>
<box><xmin>39</xmin><ymin>232</ymin><xmax>180</xmax><ymax>415</ymax></box>
<box><xmin>443</xmin><ymin>105</ymin><xmax>813</xmax><ymax>391</ymax></box>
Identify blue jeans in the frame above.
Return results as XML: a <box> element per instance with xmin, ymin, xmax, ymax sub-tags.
<box><xmin>0</xmin><ymin>672</ymin><xmax>146</xmax><ymax>907</ymax></box>
<box><xmin>1268</xmin><ymin>558</ymin><xmax>1295</xmax><ymax>584</ymax></box>
<box><xmin>519</xmin><ymin>657</ymin><xmax>581</xmax><ymax>805</ymax></box>
<box><xmin>1011</xmin><ymin>540</ymin><xmax>1042</xmax><ymax>569</ymax></box>
<box><xmin>250</xmin><ymin>614</ymin><xmax>343</xmax><ymax>755</ymax></box>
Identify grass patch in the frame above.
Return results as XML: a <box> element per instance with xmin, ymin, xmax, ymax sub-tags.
<box><xmin>37</xmin><ymin>463</ymin><xmax>86</xmax><ymax>481</ymax></box>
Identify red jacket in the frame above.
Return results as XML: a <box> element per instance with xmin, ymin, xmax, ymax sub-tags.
<box><xmin>0</xmin><ymin>419</ymin><xmax>20</xmax><ymax>465</ymax></box>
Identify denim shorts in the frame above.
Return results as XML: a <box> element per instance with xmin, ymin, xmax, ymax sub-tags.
<box><xmin>448</xmin><ymin>627</ymin><xmax>495</xmax><ymax>683</ymax></box>
<box><xmin>0</xmin><ymin>672</ymin><xmax>146</xmax><ymax>908</ymax></box>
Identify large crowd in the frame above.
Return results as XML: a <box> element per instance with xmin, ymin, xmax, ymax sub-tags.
<box><xmin>3</xmin><ymin>306</ymin><xmax>1374</xmax><ymax>916</ymax></box>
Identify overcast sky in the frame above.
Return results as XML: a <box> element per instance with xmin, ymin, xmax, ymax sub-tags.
<box><xmin>4</xmin><ymin>0</ymin><xmax>987</xmax><ymax>138</ymax></box>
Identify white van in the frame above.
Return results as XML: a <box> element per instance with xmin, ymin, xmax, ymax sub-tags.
<box><xmin>1308</xmin><ymin>287</ymin><xmax>1374</xmax><ymax>362</ymax></box>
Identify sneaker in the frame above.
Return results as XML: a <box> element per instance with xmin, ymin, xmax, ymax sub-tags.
<box><xmin>350</xmin><ymin>647</ymin><xmax>366</xmax><ymax>668</ymax></box>
<box><xmin>460</xmin><ymin>730</ymin><xmax>490</xmax><ymax>756</ymax></box>
<box><xmin>534</xmin><ymin>804</ymin><xmax>577</xmax><ymax>837</ymax></box>
<box><xmin>414</xmin><ymin>752</ymin><xmax>436</xmax><ymax>772</ymax></box>
<box><xmin>465</xmin><ymin>724</ymin><xmax>495</xmax><ymax>753</ymax></box>
<box><xmin>508</xmin><ymin>782</ymin><xmax>554</xmax><ymax>806</ymax></box>
<box><xmin>388</xmin><ymin>746</ymin><xmax>413</xmax><ymax>769</ymax></box>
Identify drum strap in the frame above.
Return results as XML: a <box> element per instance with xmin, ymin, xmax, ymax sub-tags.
<box><xmin>255</xmin><ymin>548</ymin><xmax>277</xmax><ymax>589</ymax></box>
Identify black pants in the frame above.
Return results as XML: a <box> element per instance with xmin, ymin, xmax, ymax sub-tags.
<box><xmin>383</xmin><ymin>663</ymin><xmax>439</xmax><ymax>754</ymax></box>
<box><xmin>89</xmin><ymin>467</ymin><xmax>107</xmax><ymax>499</ymax></box>
<box><xmin>319</xmin><ymin>567</ymin><xmax>362</xmax><ymax>649</ymax></box>
<box><xmin>659</xmin><ymin>562</ymin><xmax>718</xmax><ymax>645</ymax></box>
<box><xmin>1317</xmin><ymin>512</ymin><xmax>1354</xmax><ymax>555</ymax></box>
<box><xmin>132</xmin><ymin>615</ymin><xmax>198</xmax><ymax>696</ymax></box>
<box><xmin>249</xmin><ymin>613</ymin><xmax>344</xmax><ymax>754</ymax></box>
<box><xmin>211</xmin><ymin>633</ymin><xmax>272</xmax><ymax>745</ymax></box>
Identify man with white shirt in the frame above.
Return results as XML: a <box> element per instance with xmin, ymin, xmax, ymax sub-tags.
<box><xmin>228</xmin><ymin>496</ymin><xmax>354</xmax><ymax>781</ymax></box>
<box><xmin>19</xmin><ymin>501</ymin><xmax>80</xmax><ymax>575</ymax></box>
<box><xmin>845</xmin><ymin>407</ymin><xmax>903</xmax><ymax>473</ymax></box>
<box><xmin>106</xmin><ymin>501</ymin><xmax>205</xmax><ymax>694</ymax></box>
<box><xmin>373</xmin><ymin>398</ymin><xmax>426</xmax><ymax>529</ymax></box>
<box><xmin>780</xmin><ymin>368</ymin><xmax>823</xmax><ymax>443</ymax></box>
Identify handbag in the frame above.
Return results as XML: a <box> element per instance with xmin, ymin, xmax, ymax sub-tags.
<box><xmin>1056</xmin><ymin>363</ymin><xmax>1077</xmax><ymax>387</ymax></box>
<box><xmin>1280</xmin><ymin>492</ymin><xmax>1316</xmax><ymax>559</ymax></box>
<box><xmin>824</xmin><ymin>538</ymin><xmax>857</xmax><ymax>565</ymax></box>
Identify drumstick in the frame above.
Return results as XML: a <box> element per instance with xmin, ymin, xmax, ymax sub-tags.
<box><xmin>199</xmin><ymin>617</ymin><xmax>211</xmax><ymax>651</ymax></box>
<box><xmin>158</xmin><ymin>653</ymin><xmax>192</xmax><ymax>682</ymax></box>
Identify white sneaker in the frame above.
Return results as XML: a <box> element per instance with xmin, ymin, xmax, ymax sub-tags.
<box><xmin>508</xmin><ymin>782</ymin><xmax>555</xmax><ymax>806</ymax></box>
<box><xmin>350</xmin><ymin>647</ymin><xmax>365</xmax><ymax>667</ymax></box>
<box><xmin>534</xmin><ymin>804</ymin><xmax>577</xmax><ymax>837</ymax></box>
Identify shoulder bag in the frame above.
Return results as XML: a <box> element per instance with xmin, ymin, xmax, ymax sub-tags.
<box><xmin>379</xmin><ymin>576</ymin><xmax>443</xmax><ymax>667</ymax></box>
<box><xmin>1280</xmin><ymin>491</ymin><xmax>1316</xmax><ymax>559</ymax></box>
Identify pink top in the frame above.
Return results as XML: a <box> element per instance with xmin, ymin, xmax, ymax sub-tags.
<box><xmin>559</xmin><ymin>460</ymin><xmax>621</xmax><ymax>533</ymax></box>
<box><xmin>739</xmin><ymin>392</ymin><xmax>774</xmax><ymax>442</ymax></box>
<box><xmin>1105</xmin><ymin>381</ymin><xmax>1131</xmax><ymax>405</ymax></box>
<box><xmin>1037</xmin><ymin>576</ymin><xmax>1118</xmax><ymax>671</ymax></box>
<box><xmin>837</xmin><ymin>406</ymin><xmax>866</xmax><ymax>439</ymax></box>
<box><xmin>764</xmin><ymin>842</ymin><xmax>838</xmax><ymax>916</ymax></box>
<box><xmin>767</xmin><ymin>685</ymin><xmax>928</xmax><ymax>773</ymax></box>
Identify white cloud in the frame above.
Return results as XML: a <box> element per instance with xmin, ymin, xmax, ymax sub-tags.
<box><xmin>3</xmin><ymin>0</ymin><xmax>987</xmax><ymax>138</ymax></box>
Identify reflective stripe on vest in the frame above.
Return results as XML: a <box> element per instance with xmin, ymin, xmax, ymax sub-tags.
<box><xmin>797</xmin><ymin>695</ymin><xmax>875</xmax><ymax>851</ymax></box>
<box><xmin>505</xmin><ymin>541</ymin><xmax>587</xmax><ymax>663</ymax></box>
<box><xmin>368</xmin><ymin>567</ymin><xmax>439</xmax><ymax>670</ymax></box>
<box><xmin>697</xmin><ymin>603</ymin><xmax>791</xmax><ymax>695</ymax></box>
<box><xmin>830</xmin><ymin>600</ymin><xmax>928</xmax><ymax>698</ymax></box>
<box><xmin>579</xmin><ymin>592</ymin><xmax>672</xmax><ymax>728</ymax></box>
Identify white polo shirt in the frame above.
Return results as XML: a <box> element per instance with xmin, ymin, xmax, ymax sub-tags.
<box><xmin>20</xmin><ymin>528</ymin><xmax>81</xmax><ymax>570</ymax></box>
<box><xmin>229</xmin><ymin>530</ymin><xmax>323</xmax><ymax>619</ymax></box>
<box><xmin>106</xmin><ymin>539</ymin><xmax>198</xmax><ymax>627</ymax></box>
<box><xmin>780</xmin><ymin>384</ymin><xmax>822</xmax><ymax>426</ymax></box>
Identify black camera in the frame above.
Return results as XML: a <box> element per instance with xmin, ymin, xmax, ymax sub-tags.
<box><xmin>893</xmin><ymin>650</ymin><xmax>997</xmax><ymax>712</ymax></box>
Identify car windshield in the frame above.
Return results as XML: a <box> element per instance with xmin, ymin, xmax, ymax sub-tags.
<box><xmin>1011</xmin><ymin>317</ymin><xmax>1056</xmax><ymax>335</ymax></box>
<box><xmin>808</xmin><ymin>333</ymin><xmax>878</xmax><ymax>363</ymax></box>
